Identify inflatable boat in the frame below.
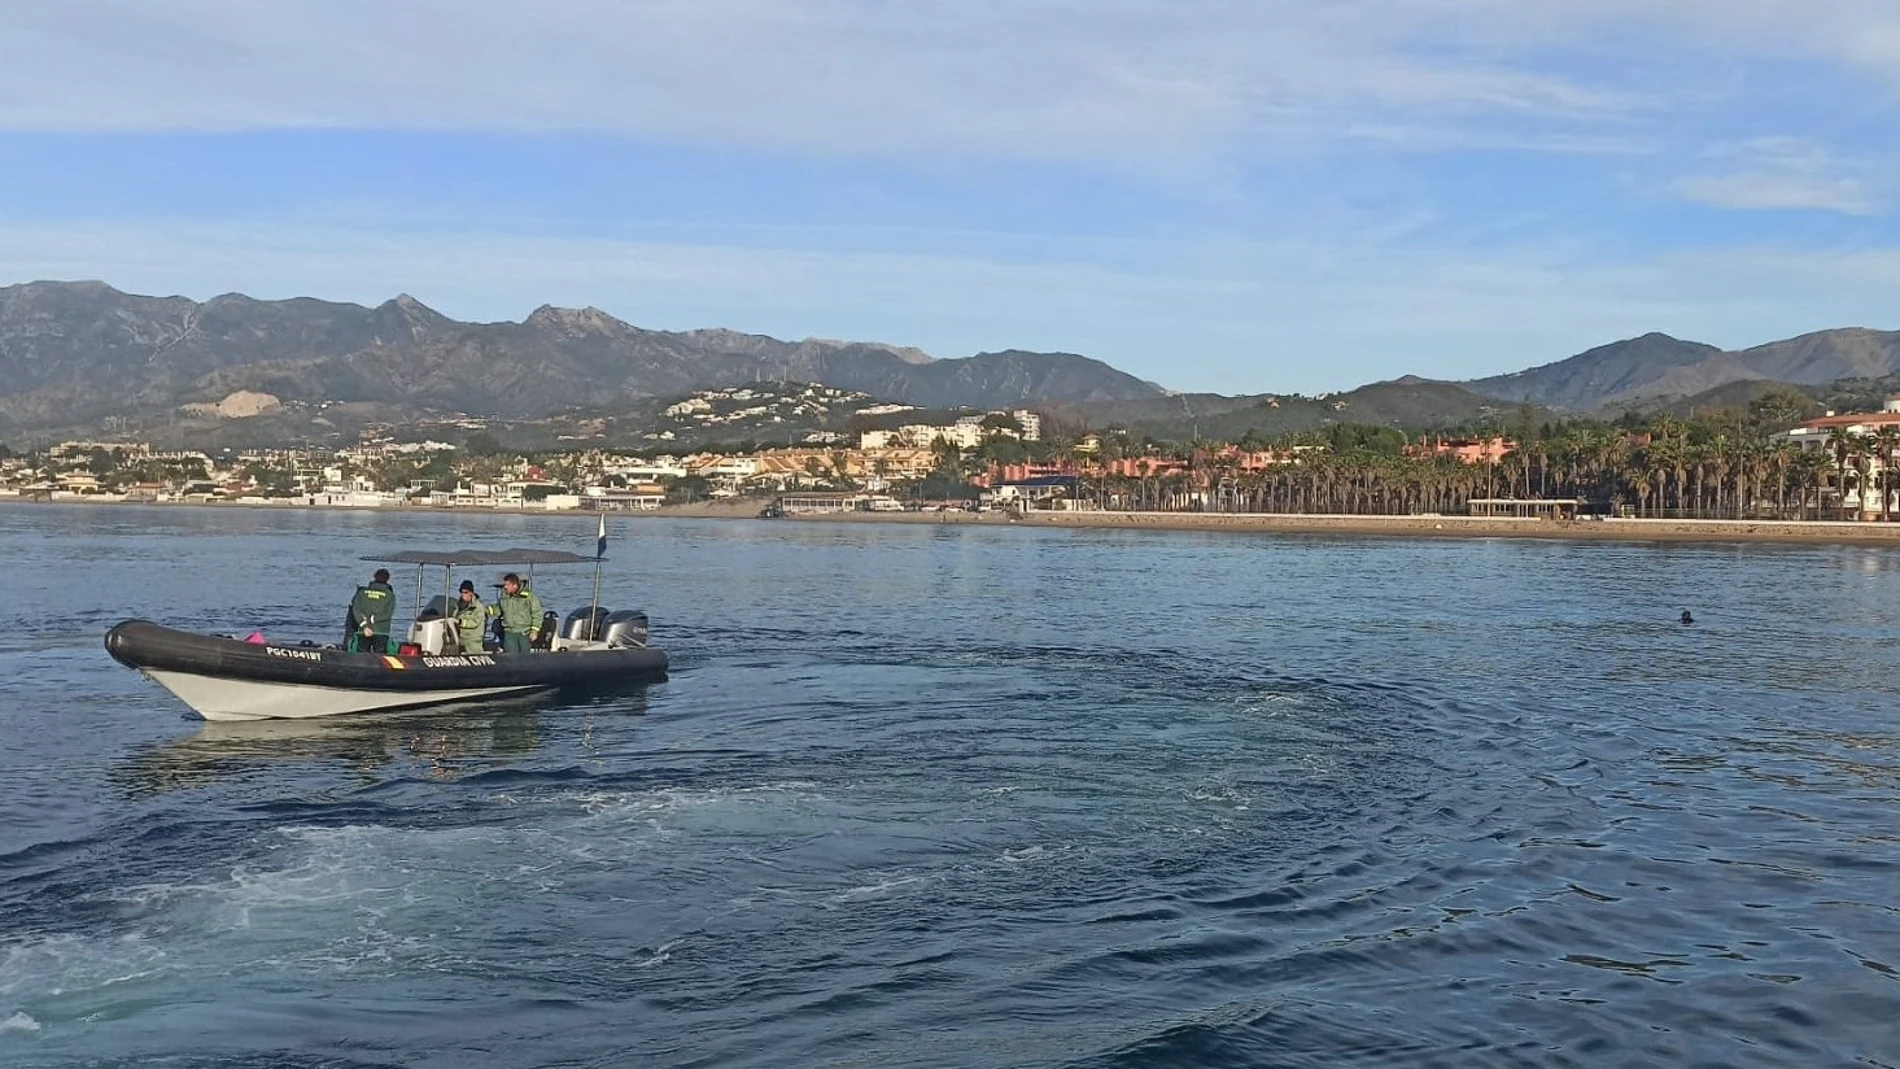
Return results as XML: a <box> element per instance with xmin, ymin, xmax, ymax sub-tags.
<box><xmin>105</xmin><ymin>545</ymin><xmax>668</xmax><ymax>722</ymax></box>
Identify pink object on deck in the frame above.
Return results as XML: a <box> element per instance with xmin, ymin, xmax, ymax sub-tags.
<box><xmin>244</xmin><ymin>631</ymin><xmax>266</xmax><ymax>644</ymax></box>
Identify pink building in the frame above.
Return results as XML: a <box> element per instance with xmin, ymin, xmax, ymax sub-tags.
<box><xmin>1405</xmin><ymin>436</ymin><xmax>1515</xmax><ymax>465</ymax></box>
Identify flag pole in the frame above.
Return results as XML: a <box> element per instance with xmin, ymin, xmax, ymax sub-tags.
<box><xmin>588</xmin><ymin>512</ymin><xmax>607</xmax><ymax>641</ymax></box>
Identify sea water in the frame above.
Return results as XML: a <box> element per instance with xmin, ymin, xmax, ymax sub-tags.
<box><xmin>1</xmin><ymin>504</ymin><xmax>1896</xmax><ymax>1067</ymax></box>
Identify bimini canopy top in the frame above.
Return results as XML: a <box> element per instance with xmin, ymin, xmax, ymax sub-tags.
<box><xmin>363</xmin><ymin>548</ymin><xmax>603</xmax><ymax>567</ymax></box>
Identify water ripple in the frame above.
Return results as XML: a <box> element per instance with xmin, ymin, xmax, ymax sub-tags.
<box><xmin>2</xmin><ymin>510</ymin><xmax>1898</xmax><ymax>1066</ymax></box>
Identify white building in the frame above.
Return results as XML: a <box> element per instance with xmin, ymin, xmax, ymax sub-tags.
<box><xmin>1774</xmin><ymin>395</ymin><xmax>1900</xmax><ymax>518</ymax></box>
<box><xmin>610</xmin><ymin>457</ymin><xmax>690</xmax><ymax>482</ymax></box>
<box><xmin>588</xmin><ymin>484</ymin><xmax>667</xmax><ymax>510</ymax></box>
<box><xmin>1775</xmin><ymin>396</ymin><xmax>1900</xmax><ymax>453</ymax></box>
<box><xmin>914</xmin><ymin>423</ymin><xmax>986</xmax><ymax>450</ymax></box>
<box><xmin>1011</xmin><ymin>409</ymin><xmax>1043</xmax><ymax>442</ymax></box>
<box><xmin>305</xmin><ymin>489</ymin><xmax>409</xmax><ymax>508</ymax></box>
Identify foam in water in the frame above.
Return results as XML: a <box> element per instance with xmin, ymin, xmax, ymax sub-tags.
<box><xmin>0</xmin><ymin>932</ymin><xmax>169</xmax><ymax>1002</ymax></box>
<box><xmin>1184</xmin><ymin>785</ymin><xmax>1252</xmax><ymax>808</ymax></box>
<box><xmin>1</xmin><ymin>1010</ymin><xmax>40</xmax><ymax>1033</ymax></box>
<box><xmin>829</xmin><ymin>873</ymin><xmax>932</xmax><ymax>904</ymax></box>
<box><xmin>563</xmin><ymin>781</ymin><xmax>822</xmax><ymax>818</ymax></box>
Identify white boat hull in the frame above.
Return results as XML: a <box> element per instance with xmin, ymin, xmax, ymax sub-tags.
<box><xmin>108</xmin><ymin>619</ymin><xmax>666</xmax><ymax>722</ymax></box>
<box><xmin>144</xmin><ymin>669</ymin><xmax>550</xmax><ymax>722</ymax></box>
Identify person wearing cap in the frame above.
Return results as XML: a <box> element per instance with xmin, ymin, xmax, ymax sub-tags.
<box><xmin>494</xmin><ymin>572</ymin><xmax>544</xmax><ymax>654</ymax></box>
<box><xmin>345</xmin><ymin>568</ymin><xmax>397</xmax><ymax>652</ymax></box>
<box><xmin>452</xmin><ymin>579</ymin><xmax>494</xmax><ymax>654</ymax></box>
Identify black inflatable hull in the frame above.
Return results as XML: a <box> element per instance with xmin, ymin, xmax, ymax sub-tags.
<box><xmin>105</xmin><ymin>619</ymin><xmax>667</xmax><ymax>721</ymax></box>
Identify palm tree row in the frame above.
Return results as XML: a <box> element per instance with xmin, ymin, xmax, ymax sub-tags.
<box><xmin>1053</xmin><ymin>420</ymin><xmax>1899</xmax><ymax>520</ymax></box>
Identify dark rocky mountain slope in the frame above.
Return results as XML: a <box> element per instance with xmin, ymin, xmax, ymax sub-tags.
<box><xmin>0</xmin><ymin>281</ymin><xmax>1165</xmax><ymax>430</ymax></box>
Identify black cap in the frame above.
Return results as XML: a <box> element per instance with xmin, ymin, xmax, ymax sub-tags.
<box><xmin>459</xmin><ymin>580</ymin><xmax>476</xmax><ymax>593</ymax></box>
<box><xmin>373</xmin><ymin>569</ymin><xmax>390</xmax><ymax>583</ymax></box>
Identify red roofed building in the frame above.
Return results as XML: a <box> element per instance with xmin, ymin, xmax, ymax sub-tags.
<box><xmin>1775</xmin><ymin>396</ymin><xmax>1900</xmax><ymax>519</ymax></box>
<box><xmin>1404</xmin><ymin>436</ymin><xmax>1515</xmax><ymax>465</ymax></box>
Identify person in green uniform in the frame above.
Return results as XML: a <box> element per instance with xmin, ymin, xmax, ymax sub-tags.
<box><xmin>346</xmin><ymin>568</ymin><xmax>397</xmax><ymax>652</ymax></box>
<box><xmin>494</xmin><ymin>573</ymin><xmax>544</xmax><ymax>654</ymax></box>
<box><xmin>452</xmin><ymin>579</ymin><xmax>494</xmax><ymax>654</ymax></box>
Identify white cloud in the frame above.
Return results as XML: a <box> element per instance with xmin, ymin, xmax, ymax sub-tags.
<box><xmin>4</xmin><ymin>218</ymin><xmax>1896</xmax><ymax>392</ymax></box>
<box><xmin>0</xmin><ymin>0</ymin><xmax>1734</xmax><ymax>165</ymax></box>
<box><xmin>1</xmin><ymin>1</ymin><xmax>1892</xmax><ymax>174</ymax></box>
<box><xmin>1672</xmin><ymin>138</ymin><xmax>1882</xmax><ymax>214</ymax></box>
<box><xmin>1673</xmin><ymin>172</ymin><xmax>1876</xmax><ymax>215</ymax></box>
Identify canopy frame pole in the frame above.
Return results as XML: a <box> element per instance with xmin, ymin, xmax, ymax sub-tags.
<box><xmin>588</xmin><ymin>556</ymin><xmax>605</xmax><ymax>641</ymax></box>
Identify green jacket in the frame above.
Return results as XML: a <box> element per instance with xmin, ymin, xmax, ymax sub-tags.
<box><xmin>347</xmin><ymin>582</ymin><xmax>396</xmax><ymax>638</ymax></box>
<box><xmin>495</xmin><ymin>587</ymin><xmax>545</xmax><ymax>635</ymax></box>
<box><xmin>452</xmin><ymin>595</ymin><xmax>493</xmax><ymax>653</ymax></box>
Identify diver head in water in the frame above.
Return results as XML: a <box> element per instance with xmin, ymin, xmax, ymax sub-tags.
<box><xmin>1680</xmin><ymin>610</ymin><xmax>1694</xmax><ymax>625</ymax></box>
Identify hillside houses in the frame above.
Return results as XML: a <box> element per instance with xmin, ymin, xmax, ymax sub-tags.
<box><xmin>859</xmin><ymin>409</ymin><xmax>1042</xmax><ymax>451</ymax></box>
<box><xmin>0</xmin><ymin>434</ymin><xmax>963</xmax><ymax>509</ymax></box>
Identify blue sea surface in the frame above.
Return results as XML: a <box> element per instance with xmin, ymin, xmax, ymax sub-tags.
<box><xmin>1</xmin><ymin>504</ymin><xmax>1897</xmax><ymax>1067</ymax></box>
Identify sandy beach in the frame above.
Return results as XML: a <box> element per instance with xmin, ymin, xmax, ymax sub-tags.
<box><xmin>764</xmin><ymin>507</ymin><xmax>1900</xmax><ymax>546</ymax></box>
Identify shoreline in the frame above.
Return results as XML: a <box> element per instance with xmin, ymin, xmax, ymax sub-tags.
<box><xmin>780</xmin><ymin>508</ymin><xmax>1900</xmax><ymax>546</ymax></box>
<box><xmin>10</xmin><ymin>495</ymin><xmax>1900</xmax><ymax>546</ymax></box>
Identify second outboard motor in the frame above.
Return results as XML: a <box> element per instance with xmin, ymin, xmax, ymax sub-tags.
<box><xmin>563</xmin><ymin>606</ymin><xmax>611</xmax><ymax>642</ymax></box>
<box><xmin>602</xmin><ymin>610</ymin><xmax>649</xmax><ymax>649</ymax></box>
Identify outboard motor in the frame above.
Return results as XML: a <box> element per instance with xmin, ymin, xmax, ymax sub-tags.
<box><xmin>533</xmin><ymin>610</ymin><xmax>559</xmax><ymax>650</ymax></box>
<box><xmin>563</xmin><ymin>606</ymin><xmax>610</xmax><ymax>642</ymax></box>
<box><xmin>601</xmin><ymin>610</ymin><xmax>650</xmax><ymax>649</ymax></box>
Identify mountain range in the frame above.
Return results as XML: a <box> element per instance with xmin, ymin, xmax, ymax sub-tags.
<box><xmin>1461</xmin><ymin>328</ymin><xmax>1900</xmax><ymax>412</ymax></box>
<box><xmin>0</xmin><ymin>280</ymin><xmax>1161</xmax><ymax>435</ymax></box>
<box><xmin>2</xmin><ymin>279</ymin><xmax>1897</xmax><ymax>445</ymax></box>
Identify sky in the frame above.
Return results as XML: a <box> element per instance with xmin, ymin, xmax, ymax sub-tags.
<box><xmin>0</xmin><ymin>0</ymin><xmax>1896</xmax><ymax>394</ymax></box>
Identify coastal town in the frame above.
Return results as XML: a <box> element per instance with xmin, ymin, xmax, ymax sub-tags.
<box><xmin>8</xmin><ymin>385</ymin><xmax>1900</xmax><ymax>523</ymax></box>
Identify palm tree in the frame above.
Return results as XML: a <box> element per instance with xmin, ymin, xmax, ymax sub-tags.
<box><xmin>1794</xmin><ymin>447</ymin><xmax>1831</xmax><ymax>520</ymax></box>
<box><xmin>1764</xmin><ymin>441</ymin><xmax>1797</xmax><ymax>518</ymax></box>
<box><xmin>1629</xmin><ymin>467</ymin><xmax>1654</xmax><ymax>518</ymax></box>
<box><xmin>1875</xmin><ymin>426</ymin><xmax>1900</xmax><ymax>521</ymax></box>
<box><xmin>1823</xmin><ymin>426</ymin><xmax>1856</xmax><ymax>519</ymax></box>
<box><xmin>1643</xmin><ymin>436</ymin><xmax>1682</xmax><ymax>515</ymax></box>
<box><xmin>1851</xmin><ymin>434</ymin><xmax>1875</xmax><ymax>521</ymax></box>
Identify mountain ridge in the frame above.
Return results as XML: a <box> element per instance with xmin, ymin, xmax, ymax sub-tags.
<box><xmin>0</xmin><ymin>280</ymin><xmax>1165</xmax><ymax>430</ymax></box>
<box><xmin>1462</xmin><ymin>332</ymin><xmax>1725</xmax><ymax>410</ymax></box>
<box><xmin>4</xmin><ymin>279</ymin><xmax>1898</xmax><ymax>442</ymax></box>
<box><xmin>1461</xmin><ymin>328</ymin><xmax>1900</xmax><ymax>412</ymax></box>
